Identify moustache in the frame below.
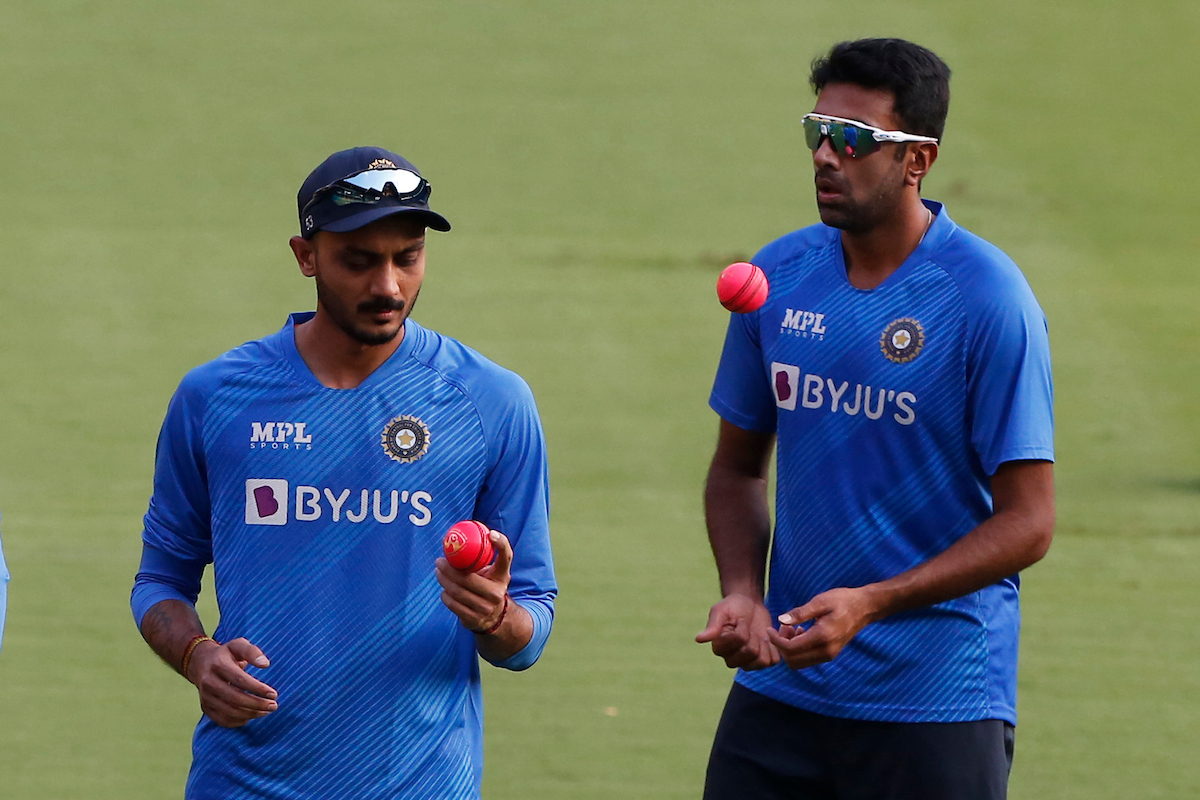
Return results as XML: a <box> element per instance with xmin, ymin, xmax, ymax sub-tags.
<box><xmin>358</xmin><ymin>299</ymin><xmax>406</xmax><ymax>314</ymax></box>
<box><xmin>814</xmin><ymin>168</ymin><xmax>848</xmax><ymax>192</ymax></box>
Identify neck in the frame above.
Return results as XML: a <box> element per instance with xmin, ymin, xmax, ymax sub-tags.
<box><xmin>840</xmin><ymin>194</ymin><xmax>931</xmax><ymax>290</ymax></box>
<box><xmin>293</xmin><ymin>308</ymin><xmax>405</xmax><ymax>389</ymax></box>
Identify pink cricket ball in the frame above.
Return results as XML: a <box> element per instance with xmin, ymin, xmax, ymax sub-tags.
<box><xmin>443</xmin><ymin>520</ymin><xmax>496</xmax><ymax>573</ymax></box>
<box><xmin>717</xmin><ymin>262</ymin><xmax>769</xmax><ymax>313</ymax></box>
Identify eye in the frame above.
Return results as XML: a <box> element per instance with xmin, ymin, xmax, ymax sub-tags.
<box><xmin>342</xmin><ymin>255</ymin><xmax>372</xmax><ymax>271</ymax></box>
<box><xmin>397</xmin><ymin>248</ymin><xmax>424</xmax><ymax>267</ymax></box>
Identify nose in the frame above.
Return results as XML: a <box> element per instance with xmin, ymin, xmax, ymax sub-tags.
<box><xmin>812</xmin><ymin>136</ymin><xmax>840</xmax><ymax>171</ymax></box>
<box><xmin>369</xmin><ymin>264</ymin><xmax>403</xmax><ymax>298</ymax></box>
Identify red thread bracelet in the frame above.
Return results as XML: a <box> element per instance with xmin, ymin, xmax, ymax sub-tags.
<box><xmin>474</xmin><ymin>594</ymin><xmax>509</xmax><ymax>636</ymax></box>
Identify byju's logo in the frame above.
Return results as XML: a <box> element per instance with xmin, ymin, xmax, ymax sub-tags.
<box><xmin>245</xmin><ymin>479</ymin><xmax>288</xmax><ymax>525</ymax></box>
<box><xmin>781</xmin><ymin>308</ymin><xmax>828</xmax><ymax>340</ymax></box>
<box><xmin>243</xmin><ymin>479</ymin><xmax>434</xmax><ymax>528</ymax></box>
<box><xmin>250</xmin><ymin>422</ymin><xmax>313</xmax><ymax>450</ymax></box>
<box><xmin>771</xmin><ymin>362</ymin><xmax>800</xmax><ymax>411</ymax></box>
<box><xmin>769</xmin><ymin>362</ymin><xmax>917</xmax><ymax>425</ymax></box>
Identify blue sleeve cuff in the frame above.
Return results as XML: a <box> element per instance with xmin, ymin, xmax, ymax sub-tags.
<box><xmin>487</xmin><ymin>595</ymin><xmax>554</xmax><ymax>671</ymax></box>
<box><xmin>130</xmin><ymin>543</ymin><xmax>207</xmax><ymax>629</ymax></box>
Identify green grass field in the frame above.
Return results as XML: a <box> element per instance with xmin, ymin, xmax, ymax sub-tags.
<box><xmin>1</xmin><ymin>2</ymin><xmax>1197</xmax><ymax>797</ymax></box>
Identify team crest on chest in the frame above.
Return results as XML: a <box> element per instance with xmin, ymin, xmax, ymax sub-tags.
<box><xmin>880</xmin><ymin>318</ymin><xmax>925</xmax><ymax>363</ymax></box>
<box><xmin>381</xmin><ymin>415</ymin><xmax>431</xmax><ymax>463</ymax></box>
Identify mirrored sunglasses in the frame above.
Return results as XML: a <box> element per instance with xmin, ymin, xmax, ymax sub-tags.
<box><xmin>802</xmin><ymin>113</ymin><xmax>938</xmax><ymax>159</ymax></box>
<box><xmin>302</xmin><ymin>168</ymin><xmax>431</xmax><ymax>217</ymax></box>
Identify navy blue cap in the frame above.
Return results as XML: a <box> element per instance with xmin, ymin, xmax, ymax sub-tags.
<box><xmin>297</xmin><ymin>146</ymin><xmax>451</xmax><ymax>238</ymax></box>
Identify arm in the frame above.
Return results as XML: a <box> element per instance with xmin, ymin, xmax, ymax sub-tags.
<box><xmin>436</xmin><ymin>370</ymin><xmax>556</xmax><ymax>669</ymax></box>
<box><xmin>769</xmin><ymin>459</ymin><xmax>1055</xmax><ymax>668</ymax></box>
<box><xmin>695</xmin><ymin>419</ymin><xmax>781</xmax><ymax>670</ymax></box>
<box><xmin>133</xmin><ymin>374</ymin><xmax>277</xmax><ymax>726</ymax></box>
<box><xmin>134</xmin><ymin>545</ymin><xmax>279</xmax><ymax>728</ymax></box>
<box><xmin>0</xmin><ymin>529</ymin><xmax>8</xmax><ymax>655</ymax></box>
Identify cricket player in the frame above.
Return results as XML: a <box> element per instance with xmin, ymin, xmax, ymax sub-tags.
<box><xmin>697</xmin><ymin>39</ymin><xmax>1054</xmax><ymax>799</ymax></box>
<box><xmin>131</xmin><ymin>147</ymin><xmax>556</xmax><ymax>799</ymax></box>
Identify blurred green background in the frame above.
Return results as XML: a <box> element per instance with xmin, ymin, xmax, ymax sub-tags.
<box><xmin>0</xmin><ymin>1</ymin><xmax>1197</xmax><ymax>797</ymax></box>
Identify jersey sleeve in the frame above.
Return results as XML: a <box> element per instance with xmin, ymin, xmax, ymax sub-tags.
<box><xmin>965</xmin><ymin>271</ymin><xmax>1055</xmax><ymax>475</ymax></box>
<box><xmin>709</xmin><ymin>304</ymin><xmax>776</xmax><ymax>433</ymax></box>
<box><xmin>130</xmin><ymin>371</ymin><xmax>215</xmax><ymax>627</ymax></box>
<box><xmin>472</xmin><ymin>372</ymin><xmax>557</xmax><ymax>671</ymax></box>
<box><xmin>0</xmin><ymin>520</ymin><xmax>8</xmax><ymax>656</ymax></box>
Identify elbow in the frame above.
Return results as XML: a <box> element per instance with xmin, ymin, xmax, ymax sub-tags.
<box><xmin>1024</xmin><ymin>511</ymin><xmax>1056</xmax><ymax>566</ymax></box>
<box><xmin>489</xmin><ymin>597</ymin><xmax>553</xmax><ymax>671</ymax></box>
<box><xmin>496</xmin><ymin>648</ymin><xmax>542</xmax><ymax>672</ymax></box>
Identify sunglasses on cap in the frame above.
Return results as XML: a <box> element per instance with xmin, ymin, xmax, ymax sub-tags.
<box><xmin>301</xmin><ymin>168</ymin><xmax>432</xmax><ymax>218</ymax></box>
<box><xmin>802</xmin><ymin>113</ymin><xmax>939</xmax><ymax>159</ymax></box>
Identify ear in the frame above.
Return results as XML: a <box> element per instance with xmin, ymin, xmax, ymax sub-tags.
<box><xmin>289</xmin><ymin>235</ymin><xmax>318</xmax><ymax>278</ymax></box>
<box><xmin>905</xmin><ymin>142</ymin><xmax>938</xmax><ymax>187</ymax></box>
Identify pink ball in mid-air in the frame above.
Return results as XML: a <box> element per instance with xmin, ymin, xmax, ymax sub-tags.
<box><xmin>443</xmin><ymin>520</ymin><xmax>496</xmax><ymax>573</ymax></box>
<box><xmin>717</xmin><ymin>262</ymin><xmax>769</xmax><ymax>313</ymax></box>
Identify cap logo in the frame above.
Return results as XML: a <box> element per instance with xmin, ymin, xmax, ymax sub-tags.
<box><xmin>367</xmin><ymin>158</ymin><xmax>398</xmax><ymax>170</ymax></box>
<box><xmin>304</xmin><ymin>215</ymin><xmax>314</xmax><ymax>232</ymax></box>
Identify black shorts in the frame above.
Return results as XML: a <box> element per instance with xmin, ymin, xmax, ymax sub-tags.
<box><xmin>704</xmin><ymin>683</ymin><xmax>1015</xmax><ymax>800</ymax></box>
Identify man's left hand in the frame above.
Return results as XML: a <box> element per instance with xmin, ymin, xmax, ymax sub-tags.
<box><xmin>767</xmin><ymin>587</ymin><xmax>878</xmax><ymax>670</ymax></box>
<box><xmin>436</xmin><ymin>530</ymin><xmax>512</xmax><ymax>633</ymax></box>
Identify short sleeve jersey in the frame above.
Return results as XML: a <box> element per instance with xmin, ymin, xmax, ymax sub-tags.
<box><xmin>140</xmin><ymin>314</ymin><xmax>556</xmax><ymax>799</ymax></box>
<box><xmin>711</xmin><ymin>202</ymin><xmax>1053</xmax><ymax>724</ymax></box>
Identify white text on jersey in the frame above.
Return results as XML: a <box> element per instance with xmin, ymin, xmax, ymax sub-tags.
<box><xmin>771</xmin><ymin>362</ymin><xmax>916</xmax><ymax>425</ymax></box>
<box><xmin>250</xmin><ymin>422</ymin><xmax>313</xmax><ymax>450</ymax></box>
<box><xmin>245</xmin><ymin>479</ymin><xmax>432</xmax><ymax>526</ymax></box>
<box><xmin>781</xmin><ymin>309</ymin><xmax>828</xmax><ymax>340</ymax></box>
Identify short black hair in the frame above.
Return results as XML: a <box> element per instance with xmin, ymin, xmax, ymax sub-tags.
<box><xmin>810</xmin><ymin>38</ymin><xmax>951</xmax><ymax>141</ymax></box>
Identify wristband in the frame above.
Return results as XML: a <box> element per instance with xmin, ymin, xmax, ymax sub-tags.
<box><xmin>473</xmin><ymin>594</ymin><xmax>509</xmax><ymax>636</ymax></box>
<box><xmin>180</xmin><ymin>634</ymin><xmax>215</xmax><ymax>679</ymax></box>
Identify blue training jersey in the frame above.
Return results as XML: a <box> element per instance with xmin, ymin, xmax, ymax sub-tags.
<box><xmin>132</xmin><ymin>313</ymin><xmax>556</xmax><ymax>799</ymax></box>
<box><xmin>710</xmin><ymin>201</ymin><xmax>1053</xmax><ymax>725</ymax></box>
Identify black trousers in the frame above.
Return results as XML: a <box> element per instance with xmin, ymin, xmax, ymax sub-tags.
<box><xmin>704</xmin><ymin>683</ymin><xmax>1015</xmax><ymax>800</ymax></box>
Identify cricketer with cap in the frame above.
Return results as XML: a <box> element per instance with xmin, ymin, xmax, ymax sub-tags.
<box><xmin>131</xmin><ymin>147</ymin><xmax>557</xmax><ymax>799</ymax></box>
<box><xmin>698</xmin><ymin>40</ymin><xmax>1054</xmax><ymax>799</ymax></box>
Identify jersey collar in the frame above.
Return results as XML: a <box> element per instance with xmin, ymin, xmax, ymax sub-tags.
<box><xmin>830</xmin><ymin>199</ymin><xmax>956</xmax><ymax>292</ymax></box>
<box><xmin>278</xmin><ymin>312</ymin><xmax>421</xmax><ymax>390</ymax></box>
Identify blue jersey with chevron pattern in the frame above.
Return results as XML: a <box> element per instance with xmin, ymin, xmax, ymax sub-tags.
<box><xmin>710</xmin><ymin>201</ymin><xmax>1053</xmax><ymax>725</ymax></box>
<box><xmin>133</xmin><ymin>313</ymin><xmax>556</xmax><ymax>799</ymax></box>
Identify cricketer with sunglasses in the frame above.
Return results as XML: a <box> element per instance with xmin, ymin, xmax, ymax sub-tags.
<box><xmin>130</xmin><ymin>147</ymin><xmax>556</xmax><ymax>799</ymax></box>
<box><xmin>698</xmin><ymin>39</ymin><xmax>1054</xmax><ymax>799</ymax></box>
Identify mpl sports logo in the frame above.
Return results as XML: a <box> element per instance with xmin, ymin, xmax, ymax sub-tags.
<box><xmin>250</xmin><ymin>422</ymin><xmax>313</xmax><ymax>451</ymax></box>
<box><xmin>244</xmin><ymin>479</ymin><xmax>434</xmax><ymax>527</ymax></box>
<box><xmin>771</xmin><ymin>362</ymin><xmax>917</xmax><ymax>425</ymax></box>
<box><xmin>780</xmin><ymin>308</ymin><xmax>828</xmax><ymax>340</ymax></box>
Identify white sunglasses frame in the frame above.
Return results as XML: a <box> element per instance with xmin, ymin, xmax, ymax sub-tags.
<box><xmin>802</xmin><ymin>113</ymin><xmax>940</xmax><ymax>146</ymax></box>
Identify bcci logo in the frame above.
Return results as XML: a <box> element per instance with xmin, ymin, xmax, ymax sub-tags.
<box><xmin>367</xmin><ymin>158</ymin><xmax>398</xmax><ymax>170</ymax></box>
<box><xmin>381</xmin><ymin>415</ymin><xmax>430</xmax><ymax>464</ymax></box>
<box><xmin>880</xmin><ymin>318</ymin><xmax>925</xmax><ymax>364</ymax></box>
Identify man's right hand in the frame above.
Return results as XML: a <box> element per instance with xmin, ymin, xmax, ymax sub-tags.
<box><xmin>186</xmin><ymin>638</ymin><xmax>279</xmax><ymax>728</ymax></box>
<box><xmin>695</xmin><ymin>593</ymin><xmax>781</xmax><ymax>670</ymax></box>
